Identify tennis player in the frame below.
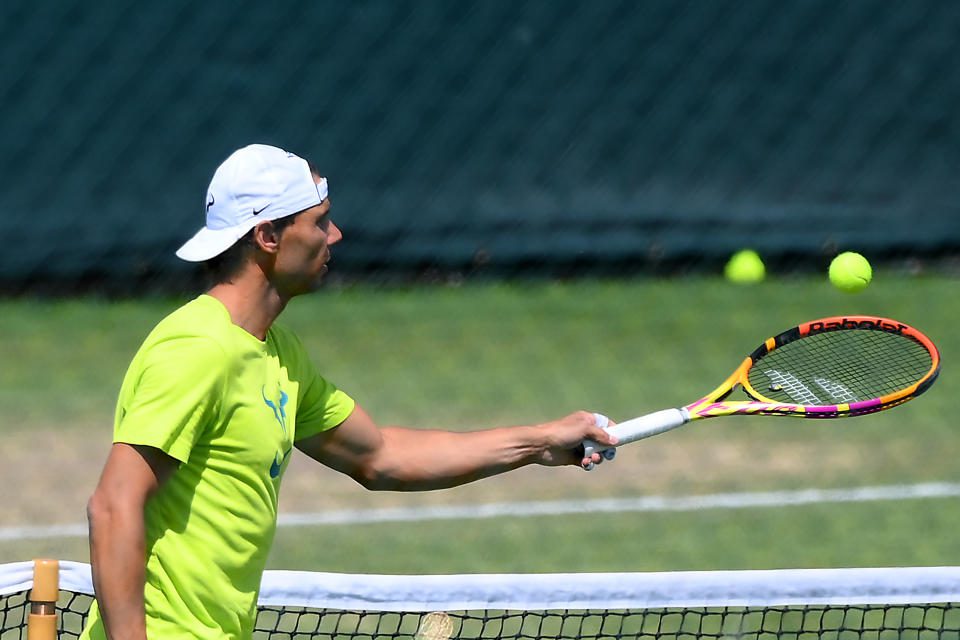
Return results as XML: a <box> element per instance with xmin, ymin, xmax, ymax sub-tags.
<box><xmin>81</xmin><ymin>144</ymin><xmax>617</xmax><ymax>640</ymax></box>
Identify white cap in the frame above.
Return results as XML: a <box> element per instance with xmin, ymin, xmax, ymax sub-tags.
<box><xmin>176</xmin><ymin>144</ymin><xmax>329</xmax><ymax>262</ymax></box>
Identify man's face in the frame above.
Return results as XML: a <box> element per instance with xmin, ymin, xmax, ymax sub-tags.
<box><xmin>272</xmin><ymin>194</ymin><xmax>342</xmax><ymax>297</ymax></box>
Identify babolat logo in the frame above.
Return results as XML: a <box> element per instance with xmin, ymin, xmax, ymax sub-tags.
<box><xmin>809</xmin><ymin>318</ymin><xmax>906</xmax><ymax>335</ymax></box>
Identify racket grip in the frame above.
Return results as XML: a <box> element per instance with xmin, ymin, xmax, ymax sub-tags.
<box><xmin>583</xmin><ymin>408</ymin><xmax>690</xmax><ymax>460</ymax></box>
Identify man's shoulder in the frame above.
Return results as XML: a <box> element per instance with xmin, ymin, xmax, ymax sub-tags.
<box><xmin>162</xmin><ymin>294</ymin><xmax>227</xmax><ymax>327</ymax></box>
<box><xmin>266</xmin><ymin>322</ymin><xmax>319</xmax><ymax>374</ymax></box>
<box><xmin>149</xmin><ymin>295</ymin><xmax>231</xmax><ymax>341</ymax></box>
<box><xmin>266</xmin><ymin>320</ymin><xmax>300</xmax><ymax>344</ymax></box>
<box><xmin>134</xmin><ymin>296</ymin><xmax>234</xmax><ymax>364</ymax></box>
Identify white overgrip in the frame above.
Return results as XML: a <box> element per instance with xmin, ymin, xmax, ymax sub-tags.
<box><xmin>583</xmin><ymin>408</ymin><xmax>690</xmax><ymax>462</ymax></box>
<box><xmin>609</xmin><ymin>408</ymin><xmax>691</xmax><ymax>444</ymax></box>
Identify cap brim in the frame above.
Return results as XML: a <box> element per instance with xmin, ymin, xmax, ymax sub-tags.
<box><xmin>175</xmin><ymin>224</ymin><xmax>253</xmax><ymax>262</ymax></box>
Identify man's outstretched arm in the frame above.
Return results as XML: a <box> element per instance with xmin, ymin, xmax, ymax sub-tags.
<box><xmin>295</xmin><ymin>405</ymin><xmax>617</xmax><ymax>491</ymax></box>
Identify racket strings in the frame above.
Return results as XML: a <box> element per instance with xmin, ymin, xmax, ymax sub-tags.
<box><xmin>747</xmin><ymin>330</ymin><xmax>933</xmax><ymax>406</ymax></box>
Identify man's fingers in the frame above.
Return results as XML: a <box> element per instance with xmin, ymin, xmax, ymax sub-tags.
<box><xmin>581</xmin><ymin>412</ymin><xmax>618</xmax><ymax>470</ymax></box>
<box><xmin>590</xmin><ymin>412</ymin><xmax>618</xmax><ymax>447</ymax></box>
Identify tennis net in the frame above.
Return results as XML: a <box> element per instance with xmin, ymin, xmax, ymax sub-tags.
<box><xmin>2</xmin><ymin>560</ymin><xmax>959</xmax><ymax>639</ymax></box>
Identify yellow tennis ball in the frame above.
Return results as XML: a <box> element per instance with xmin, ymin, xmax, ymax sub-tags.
<box><xmin>724</xmin><ymin>249</ymin><xmax>765</xmax><ymax>283</ymax></box>
<box><xmin>829</xmin><ymin>252</ymin><xmax>872</xmax><ymax>293</ymax></box>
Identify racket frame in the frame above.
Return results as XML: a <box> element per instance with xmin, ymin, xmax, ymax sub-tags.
<box><xmin>584</xmin><ymin>315</ymin><xmax>941</xmax><ymax>462</ymax></box>
<box><xmin>686</xmin><ymin>315</ymin><xmax>940</xmax><ymax>421</ymax></box>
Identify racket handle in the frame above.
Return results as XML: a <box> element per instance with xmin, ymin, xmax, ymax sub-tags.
<box><xmin>583</xmin><ymin>408</ymin><xmax>690</xmax><ymax>461</ymax></box>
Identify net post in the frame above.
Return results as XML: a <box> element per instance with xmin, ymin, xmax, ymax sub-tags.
<box><xmin>27</xmin><ymin>558</ymin><xmax>59</xmax><ymax>640</ymax></box>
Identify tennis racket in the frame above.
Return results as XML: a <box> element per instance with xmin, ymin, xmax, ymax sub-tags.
<box><xmin>584</xmin><ymin>315</ymin><xmax>941</xmax><ymax>463</ymax></box>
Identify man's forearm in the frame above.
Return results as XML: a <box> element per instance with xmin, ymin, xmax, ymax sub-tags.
<box><xmin>299</xmin><ymin>407</ymin><xmax>615</xmax><ymax>492</ymax></box>
<box><xmin>363</xmin><ymin>425</ymin><xmax>546</xmax><ymax>491</ymax></box>
<box><xmin>88</xmin><ymin>501</ymin><xmax>149</xmax><ymax>640</ymax></box>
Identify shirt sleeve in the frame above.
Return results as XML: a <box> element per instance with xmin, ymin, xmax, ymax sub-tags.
<box><xmin>114</xmin><ymin>336</ymin><xmax>228</xmax><ymax>463</ymax></box>
<box><xmin>294</xmin><ymin>371</ymin><xmax>356</xmax><ymax>441</ymax></box>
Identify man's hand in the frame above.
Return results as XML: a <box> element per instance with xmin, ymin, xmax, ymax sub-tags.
<box><xmin>534</xmin><ymin>410</ymin><xmax>618</xmax><ymax>469</ymax></box>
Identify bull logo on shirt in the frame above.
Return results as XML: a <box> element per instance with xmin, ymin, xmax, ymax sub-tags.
<box><xmin>263</xmin><ymin>384</ymin><xmax>291</xmax><ymax>480</ymax></box>
<box><xmin>261</xmin><ymin>384</ymin><xmax>289</xmax><ymax>437</ymax></box>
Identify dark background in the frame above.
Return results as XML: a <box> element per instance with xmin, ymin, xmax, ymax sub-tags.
<box><xmin>3</xmin><ymin>0</ymin><xmax>958</xmax><ymax>293</ymax></box>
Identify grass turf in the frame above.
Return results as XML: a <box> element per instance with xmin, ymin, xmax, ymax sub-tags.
<box><xmin>0</xmin><ymin>274</ymin><xmax>957</xmax><ymax>571</ymax></box>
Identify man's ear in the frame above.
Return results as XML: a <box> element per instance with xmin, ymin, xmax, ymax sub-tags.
<box><xmin>252</xmin><ymin>221</ymin><xmax>281</xmax><ymax>254</ymax></box>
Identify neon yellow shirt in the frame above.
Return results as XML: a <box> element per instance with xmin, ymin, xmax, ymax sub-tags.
<box><xmin>81</xmin><ymin>295</ymin><xmax>355</xmax><ymax>639</ymax></box>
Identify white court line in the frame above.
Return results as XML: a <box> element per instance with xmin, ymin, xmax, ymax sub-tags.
<box><xmin>2</xmin><ymin>482</ymin><xmax>958</xmax><ymax>542</ymax></box>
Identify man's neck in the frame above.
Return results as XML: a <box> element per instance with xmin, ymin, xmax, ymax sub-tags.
<box><xmin>207</xmin><ymin>275</ymin><xmax>288</xmax><ymax>341</ymax></box>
